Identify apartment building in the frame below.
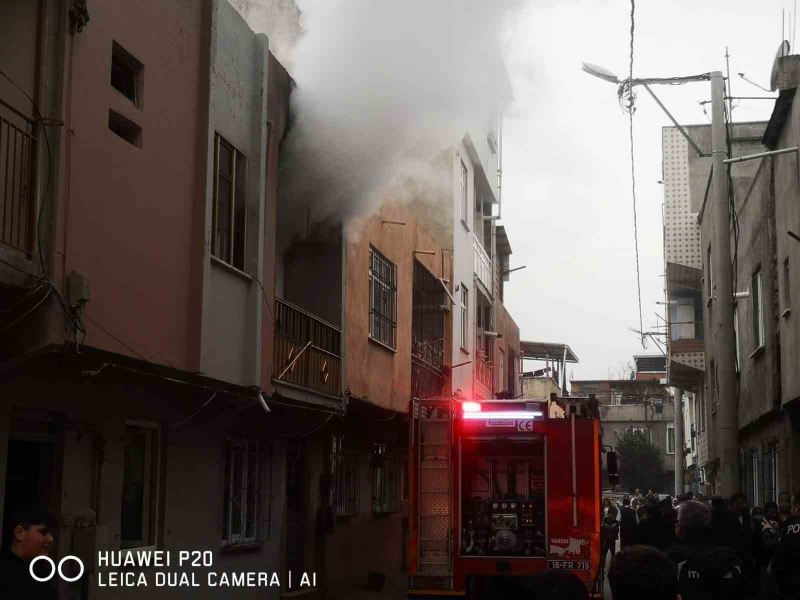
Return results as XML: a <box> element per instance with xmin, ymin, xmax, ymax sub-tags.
<box><xmin>0</xmin><ymin>2</ymin><xmax>293</xmax><ymax>599</ymax></box>
<box><xmin>572</xmin><ymin>356</ymin><xmax>675</xmax><ymax>492</ymax></box>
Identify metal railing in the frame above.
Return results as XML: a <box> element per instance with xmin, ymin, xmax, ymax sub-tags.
<box><xmin>0</xmin><ymin>99</ymin><xmax>36</xmax><ymax>253</ymax></box>
<box><xmin>475</xmin><ymin>354</ymin><xmax>493</xmax><ymax>390</ymax></box>
<box><xmin>273</xmin><ymin>297</ymin><xmax>341</xmax><ymax>398</ymax></box>
<box><xmin>473</xmin><ymin>233</ymin><xmax>492</xmax><ymax>293</ymax></box>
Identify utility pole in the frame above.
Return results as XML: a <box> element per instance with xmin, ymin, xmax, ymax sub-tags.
<box><xmin>674</xmin><ymin>387</ymin><xmax>684</xmax><ymax>496</ymax></box>
<box><xmin>710</xmin><ymin>71</ymin><xmax>739</xmax><ymax>496</ymax></box>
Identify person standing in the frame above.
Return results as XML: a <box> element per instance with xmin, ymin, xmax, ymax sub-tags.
<box><xmin>772</xmin><ymin>493</ymin><xmax>800</xmax><ymax>599</ymax></box>
<box><xmin>608</xmin><ymin>546</ymin><xmax>680</xmax><ymax>600</ymax></box>
<box><xmin>619</xmin><ymin>497</ymin><xmax>637</xmax><ymax>549</ymax></box>
<box><xmin>665</xmin><ymin>500</ymin><xmax>742</xmax><ymax>600</ymax></box>
<box><xmin>0</xmin><ymin>506</ymin><xmax>59</xmax><ymax>600</ymax></box>
<box><xmin>602</xmin><ymin>510</ymin><xmax>620</xmax><ymax>568</ymax></box>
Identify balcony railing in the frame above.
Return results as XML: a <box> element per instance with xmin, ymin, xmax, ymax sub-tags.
<box><xmin>473</xmin><ymin>233</ymin><xmax>492</xmax><ymax>293</ymax></box>
<box><xmin>475</xmin><ymin>355</ymin><xmax>493</xmax><ymax>390</ymax></box>
<box><xmin>0</xmin><ymin>99</ymin><xmax>36</xmax><ymax>253</ymax></box>
<box><xmin>273</xmin><ymin>297</ymin><xmax>341</xmax><ymax>398</ymax></box>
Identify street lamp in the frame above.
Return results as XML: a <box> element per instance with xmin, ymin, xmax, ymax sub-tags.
<box><xmin>583</xmin><ymin>62</ymin><xmax>740</xmax><ymax>496</ymax></box>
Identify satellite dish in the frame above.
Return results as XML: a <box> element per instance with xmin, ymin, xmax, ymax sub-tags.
<box><xmin>770</xmin><ymin>40</ymin><xmax>791</xmax><ymax>91</ymax></box>
<box><xmin>582</xmin><ymin>62</ymin><xmax>620</xmax><ymax>84</ymax></box>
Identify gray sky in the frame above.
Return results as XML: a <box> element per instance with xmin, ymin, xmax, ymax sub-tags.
<box><xmin>501</xmin><ymin>0</ymin><xmax>785</xmax><ymax>379</ymax></box>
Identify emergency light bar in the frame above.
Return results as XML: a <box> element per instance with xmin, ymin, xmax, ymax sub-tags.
<box><xmin>462</xmin><ymin>401</ymin><xmax>482</xmax><ymax>412</ymax></box>
<box><xmin>462</xmin><ymin>410</ymin><xmax>543</xmax><ymax>420</ymax></box>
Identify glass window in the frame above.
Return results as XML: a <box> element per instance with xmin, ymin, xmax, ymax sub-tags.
<box><xmin>223</xmin><ymin>438</ymin><xmax>264</xmax><ymax>545</ymax></box>
<box><xmin>666</xmin><ymin>425</ymin><xmax>675</xmax><ymax>454</ymax></box>
<box><xmin>212</xmin><ymin>134</ymin><xmax>248</xmax><ymax>271</ymax></box>
<box><xmin>460</xmin><ymin>159</ymin><xmax>469</xmax><ymax>228</ymax></box>
<box><xmin>460</xmin><ymin>284</ymin><xmax>469</xmax><ymax>350</ymax></box>
<box><xmin>752</xmin><ymin>268</ymin><xmax>765</xmax><ymax>348</ymax></box>
<box><xmin>121</xmin><ymin>423</ymin><xmax>160</xmax><ymax>549</ymax></box>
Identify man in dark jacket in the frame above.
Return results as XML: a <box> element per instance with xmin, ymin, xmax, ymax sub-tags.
<box><xmin>772</xmin><ymin>493</ymin><xmax>800</xmax><ymax>599</ymax></box>
<box><xmin>619</xmin><ymin>496</ymin><xmax>637</xmax><ymax>549</ymax></box>
<box><xmin>666</xmin><ymin>500</ymin><xmax>743</xmax><ymax>600</ymax></box>
<box><xmin>0</xmin><ymin>506</ymin><xmax>59</xmax><ymax>600</ymax></box>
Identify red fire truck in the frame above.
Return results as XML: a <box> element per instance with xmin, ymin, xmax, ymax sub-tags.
<box><xmin>408</xmin><ymin>395</ymin><xmax>606</xmax><ymax>598</ymax></box>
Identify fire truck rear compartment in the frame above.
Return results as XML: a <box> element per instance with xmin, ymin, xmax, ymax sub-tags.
<box><xmin>460</xmin><ymin>436</ymin><xmax>546</xmax><ymax>558</ymax></box>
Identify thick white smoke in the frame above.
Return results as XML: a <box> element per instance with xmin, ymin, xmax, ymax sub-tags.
<box><xmin>235</xmin><ymin>0</ymin><xmax>522</xmax><ymax>238</ymax></box>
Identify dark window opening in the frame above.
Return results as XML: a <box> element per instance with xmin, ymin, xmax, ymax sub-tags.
<box><xmin>108</xmin><ymin>110</ymin><xmax>142</xmax><ymax>148</ymax></box>
<box><xmin>111</xmin><ymin>42</ymin><xmax>143</xmax><ymax>107</ymax></box>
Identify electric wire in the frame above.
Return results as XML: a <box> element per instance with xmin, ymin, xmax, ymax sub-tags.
<box><xmin>623</xmin><ymin>0</ymin><xmax>645</xmax><ymax>349</ymax></box>
<box><xmin>166</xmin><ymin>392</ymin><xmax>218</xmax><ymax>428</ymax></box>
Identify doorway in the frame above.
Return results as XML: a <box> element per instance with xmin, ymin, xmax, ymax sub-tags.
<box><xmin>286</xmin><ymin>440</ymin><xmax>306</xmax><ymax>589</ymax></box>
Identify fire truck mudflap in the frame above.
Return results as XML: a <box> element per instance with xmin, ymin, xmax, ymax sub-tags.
<box><xmin>408</xmin><ymin>397</ymin><xmax>603</xmax><ymax>598</ymax></box>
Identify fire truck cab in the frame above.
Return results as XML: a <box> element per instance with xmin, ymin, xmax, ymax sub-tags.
<box><xmin>409</xmin><ymin>395</ymin><xmax>603</xmax><ymax>598</ymax></box>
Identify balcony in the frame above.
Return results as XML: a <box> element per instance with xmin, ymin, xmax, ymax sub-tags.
<box><xmin>473</xmin><ymin>233</ymin><xmax>492</xmax><ymax>294</ymax></box>
<box><xmin>0</xmin><ymin>100</ymin><xmax>36</xmax><ymax>253</ymax></box>
<box><xmin>273</xmin><ymin>297</ymin><xmax>341</xmax><ymax>399</ymax></box>
<box><xmin>475</xmin><ymin>354</ymin><xmax>493</xmax><ymax>390</ymax></box>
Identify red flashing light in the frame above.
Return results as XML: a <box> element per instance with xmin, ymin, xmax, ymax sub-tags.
<box><xmin>462</xmin><ymin>401</ymin><xmax>481</xmax><ymax>413</ymax></box>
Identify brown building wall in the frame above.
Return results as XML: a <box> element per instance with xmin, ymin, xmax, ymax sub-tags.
<box><xmin>494</xmin><ymin>302</ymin><xmax>520</xmax><ymax>396</ymax></box>
<box><xmin>56</xmin><ymin>0</ymin><xmax>207</xmax><ymax>370</ymax></box>
<box><xmin>345</xmin><ymin>202</ymin><xmax>451</xmax><ymax>414</ymax></box>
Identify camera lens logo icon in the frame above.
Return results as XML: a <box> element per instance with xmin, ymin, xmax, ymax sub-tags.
<box><xmin>30</xmin><ymin>555</ymin><xmax>84</xmax><ymax>583</ymax></box>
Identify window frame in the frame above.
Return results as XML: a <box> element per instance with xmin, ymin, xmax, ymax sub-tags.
<box><xmin>752</xmin><ymin>267</ymin><xmax>765</xmax><ymax>350</ymax></box>
<box><xmin>369</xmin><ymin>246</ymin><xmax>397</xmax><ymax>350</ymax></box>
<box><xmin>331</xmin><ymin>435</ymin><xmax>359</xmax><ymax>518</ymax></box>
<box><xmin>666</xmin><ymin>424</ymin><xmax>675</xmax><ymax>455</ymax></box>
<box><xmin>212</xmin><ymin>133</ymin><xmax>248</xmax><ymax>273</ymax></box>
<box><xmin>222</xmin><ymin>437</ymin><xmax>266</xmax><ymax>548</ymax></box>
<box><xmin>120</xmin><ymin>420</ymin><xmax>162</xmax><ymax>551</ymax></box>
<box><xmin>460</xmin><ymin>159</ymin><xmax>470</xmax><ymax>231</ymax></box>
<box><xmin>460</xmin><ymin>284</ymin><xmax>469</xmax><ymax>352</ymax></box>
<box><xmin>371</xmin><ymin>444</ymin><xmax>401</xmax><ymax>515</ymax></box>
<box><xmin>110</xmin><ymin>41</ymin><xmax>144</xmax><ymax>108</ymax></box>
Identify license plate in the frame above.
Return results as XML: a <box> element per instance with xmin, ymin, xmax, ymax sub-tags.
<box><xmin>547</xmin><ymin>560</ymin><xmax>590</xmax><ymax>571</ymax></box>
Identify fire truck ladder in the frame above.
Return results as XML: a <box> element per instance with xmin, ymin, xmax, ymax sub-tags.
<box><xmin>414</xmin><ymin>398</ymin><xmax>453</xmax><ymax>587</ymax></box>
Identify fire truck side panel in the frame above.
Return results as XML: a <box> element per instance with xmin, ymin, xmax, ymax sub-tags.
<box><xmin>545</xmin><ymin>418</ymin><xmax>601</xmax><ymax>584</ymax></box>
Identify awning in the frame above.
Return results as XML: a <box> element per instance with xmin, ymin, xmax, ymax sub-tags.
<box><xmin>520</xmin><ymin>341</ymin><xmax>579</xmax><ymax>363</ymax></box>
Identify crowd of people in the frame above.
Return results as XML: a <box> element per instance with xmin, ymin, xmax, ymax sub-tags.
<box><xmin>602</xmin><ymin>490</ymin><xmax>800</xmax><ymax>599</ymax></box>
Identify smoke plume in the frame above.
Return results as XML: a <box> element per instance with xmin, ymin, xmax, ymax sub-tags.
<box><xmin>236</xmin><ymin>0</ymin><xmax>522</xmax><ymax>239</ymax></box>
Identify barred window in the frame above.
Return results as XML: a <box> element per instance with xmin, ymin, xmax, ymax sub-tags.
<box><xmin>212</xmin><ymin>133</ymin><xmax>247</xmax><ymax>271</ymax></box>
<box><xmin>369</xmin><ymin>247</ymin><xmax>397</xmax><ymax>349</ymax></box>
<box><xmin>371</xmin><ymin>443</ymin><xmax>400</xmax><ymax>514</ymax></box>
<box><xmin>223</xmin><ymin>438</ymin><xmax>267</xmax><ymax>546</ymax></box>
<box><xmin>331</xmin><ymin>435</ymin><xmax>359</xmax><ymax>517</ymax></box>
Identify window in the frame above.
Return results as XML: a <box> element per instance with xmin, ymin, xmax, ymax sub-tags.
<box><xmin>108</xmin><ymin>110</ymin><xmax>142</xmax><ymax>148</ymax></box>
<box><xmin>671</xmin><ymin>301</ymin><xmax>695</xmax><ymax>341</ymax></box>
<box><xmin>372</xmin><ymin>443</ymin><xmax>400</xmax><ymax>514</ymax></box>
<box><xmin>706</xmin><ymin>246</ymin><xmax>713</xmax><ymax>300</ymax></box>
<box><xmin>610</xmin><ymin>391</ymin><xmax>622</xmax><ymax>406</ymax></box>
<box><xmin>223</xmin><ymin>438</ymin><xmax>264</xmax><ymax>546</ymax></box>
<box><xmin>763</xmin><ymin>442</ymin><xmax>779</xmax><ymax>504</ymax></box>
<box><xmin>460</xmin><ymin>284</ymin><xmax>469</xmax><ymax>351</ymax></box>
<box><xmin>666</xmin><ymin>425</ymin><xmax>675</xmax><ymax>454</ymax></box>
<box><xmin>110</xmin><ymin>42</ymin><xmax>143</xmax><ymax>107</ymax></box>
<box><xmin>752</xmin><ymin>268</ymin><xmax>765</xmax><ymax>349</ymax></box>
<box><xmin>733</xmin><ymin>306</ymin><xmax>741</xmax><ymax>372</ymax></box>
<box><xmin>212</xmin><ymin>133</ymin><xmax>248</xmax><ymax>271</ymax></box>
<box><xmin>460</xmin><ymin>159</ymin><xmax>469</xmax><ymax>229</ymax></box>
<box><xmin>690</xmin><ymin>423</ymin><xmax>697</xmax><ymax>452</ymax></box>
<box><xmin>624</xmin><ymin>427</ymin><xmax>649</xmax><ymax>442</ymax></box>
<box><xmin>742</xmin><ymin>448</ymin><xmax>759</xmax><ymax>507</ymax></box>
<box><xmin>369</xmin><ymin>247</ymin><xmax>397</xmax><ymax>349</ymax></box>
<box><xmin>783</xmin><ymin>258</ymin><xmax>791</xmax><ymax>313</ymax></box>
<box><xmin>331</xmin><ymin>435</ymin><xmax>359</xmax><ymax>517</ymax></box>
<box><xmin>121</xmin><ymin>423</ymin><xmax>161</xmax><ymax>549</ymax></box>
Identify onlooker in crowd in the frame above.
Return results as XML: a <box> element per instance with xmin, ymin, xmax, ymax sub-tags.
<box><xmin>602</xmin><ymin>509</ymin><xmax>620</xmax><ymax>567</ymax></box>
<box><xmin>778</xmin><ymin>503</ymin><xmax>792</xmax><ymax>526</ymax></box>
<box><xmin>764</xmin><ymin>501</ymin><xmax>780</xmax><ymax>527</ymax></box>
<box><xmin>608</xmin><ymin>545</ymin><xmax>679</xmax><ymax>600</ymax></box>
<box><xmin>666</xmin><ymin>500</ymin><xmax>742</xmax><ymax>600</ymax></box>
<box><xmin>772</xmin><ymin>493</ymin><xmax>800</xmax><ymax>599</ymax></box>
<box><xmin>0</xmin><ymin>506</ymin><xmax>58</xmax><ymax>600</ymax></box>
<box><xmin>631</xmin><ymin>489</ymin><xmax>644</xmax><ymax>511</ymax></box>
<box><xmin>619</xmin><ymin>496</ymin><xmax>637</xmax><ymax>549</ymax></box>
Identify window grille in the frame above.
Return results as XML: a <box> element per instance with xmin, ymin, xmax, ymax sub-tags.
<box><xmin>223</xmin><ymin>438</ymin><xmax>268</xmax><ymax>545</ymax></box>
<box><xmin>369</xmin><ymin>247</ymin><xmax>397</xmax><ymax>349</ymax></box>
<box><xmin>331</xmin><ymin>434</ymin><xmax>359</xmax><ymax>517</ymax></box>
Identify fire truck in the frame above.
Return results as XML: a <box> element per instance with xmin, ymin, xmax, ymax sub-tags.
<box><xmin>408</xmin><ymin>394</ymin><xmax>607</xmax><ymax>598</ymax></box>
